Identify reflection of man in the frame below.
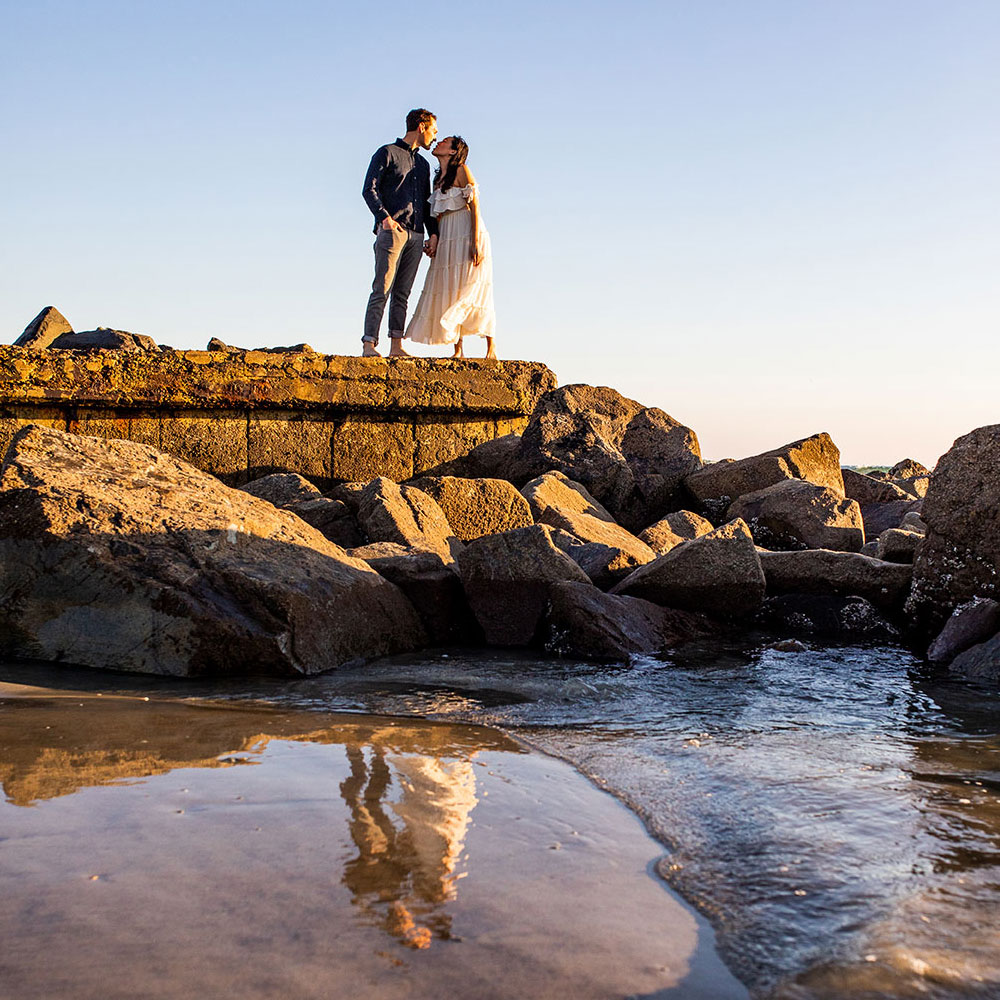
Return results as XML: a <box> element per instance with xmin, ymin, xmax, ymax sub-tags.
<box><xmin>360</xmin><ymin>108</ymin><xmax>440</xmax><ymax>358</ymax></box>
<box><xmin>339</xmin><ymin>744</ymin><xmax>477</xmax><ymax>949</ymax></box>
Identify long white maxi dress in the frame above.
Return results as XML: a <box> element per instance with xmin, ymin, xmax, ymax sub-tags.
<box><xmin>406</xmin><ymin>183</ymin><xmax>495</xmax><ymax>345</ymax></box>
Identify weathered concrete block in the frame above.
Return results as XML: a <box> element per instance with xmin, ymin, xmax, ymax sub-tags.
<box><xmin>333</xmin><ymin>418</ymin><xmax>414</xmax><ymax>482</ymax></box>
<box><xmin>160</xmin><ymin>412</ymin><xmax>249</xmax><ymax>484</ymax></box>
<box><xmin>248</xmin><ymin>410</ymin><xmax>336</xmax><ymax>483</ymax></box>
<box><xmin>413</xmin><ymin>416</ymin><xmax>510</xmax><ymax>476</ymax></box>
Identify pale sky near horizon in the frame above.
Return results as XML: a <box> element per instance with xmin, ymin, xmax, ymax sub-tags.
<box><xmin>2</xmin><ymin>1</ymin><xmax>997</xmax><ymax>467</ymax></box>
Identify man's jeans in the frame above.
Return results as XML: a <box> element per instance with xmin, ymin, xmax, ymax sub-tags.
<box><xmin>362</xmin><ymin>227</ymin><xmax>424</xmax><ymax>344</ymax></box>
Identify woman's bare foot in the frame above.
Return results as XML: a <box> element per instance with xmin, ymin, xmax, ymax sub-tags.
<box><xmin>388</xmin><ymin>339</ymin><xmax>410</xmax><ymax>357</ymax></box>
<box><xmin>361</xmin><ymin>342</ymin><xmax>381</xmax><ymax>357</ymax></box>
<box><xmin>485</xmin><ymin>338</ymin><xmax>497</xmax><ymax>360</ymax></box>
<box><xmin>451</xmin><ymin>340</ymin><xmax>465</xmax><ymax>358</ymax></box>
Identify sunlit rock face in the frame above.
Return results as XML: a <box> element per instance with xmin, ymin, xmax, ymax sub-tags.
<box><xmin>908</xmin><ymin>423</ymin><xmax>1000</xmax><ymax>644</ymax></box>
<box><xmin>0</xmin><ymin>425</ymin><xmax>424</xmax><ymax>676</ymax></box>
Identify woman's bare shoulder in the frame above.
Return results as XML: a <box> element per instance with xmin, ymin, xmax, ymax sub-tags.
<box><xmin>457</xmin><ymin>164</ymin><xmax>476</xmax><ymax>187</ymax></box>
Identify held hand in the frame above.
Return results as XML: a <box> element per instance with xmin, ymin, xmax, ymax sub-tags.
<box><xmin>423</xmin><ymin>235</ymin><xmax>438</xmax><ymax>258</ymax></box>
<box><xmin>471</xmin><ymin>243</ymin><xmax>483</xmax><ymax>267</ymax></box>
<box><xmin>381</xmin><ymin>217</ymin><xmax>402</xmax><ymax>232</ymax></box>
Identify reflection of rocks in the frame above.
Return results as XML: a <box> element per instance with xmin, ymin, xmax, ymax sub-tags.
<box><xmin>0</xmin><ymin>688</ymin><xmax>515</xmax><ymax>807</ymax></box>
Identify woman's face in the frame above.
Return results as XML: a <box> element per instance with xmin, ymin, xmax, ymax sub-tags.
<box><xmin>433</xmin><ymin>137</ymin><xmax>456</xmax><ymax>158</ymax></box>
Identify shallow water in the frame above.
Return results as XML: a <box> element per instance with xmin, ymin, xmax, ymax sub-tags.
<box><xmin>0</xmin><ymin>685</ymin><xmax>744</xmax><ymax>1000</ymax></box>
<box><xmin>3</xmin><ymin>634</ymin><xmax>999</xmax><ymax>999</ymax></box>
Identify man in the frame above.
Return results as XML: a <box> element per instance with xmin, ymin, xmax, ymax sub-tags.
<box><xmin>361</xmin><ymin>109</ymin><xmax>439</xmax><ymax>357</ymax></box>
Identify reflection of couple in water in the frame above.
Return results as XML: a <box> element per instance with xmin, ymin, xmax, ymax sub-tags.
<box><xmin>361</xmin><ymin>108</ymin><xmax>496</xmax><ymax>361</ymax></box>
<box><xmin>340</xmin><ymin>743</ymin><xmax>478</xmax><ymax>949</ymax></box>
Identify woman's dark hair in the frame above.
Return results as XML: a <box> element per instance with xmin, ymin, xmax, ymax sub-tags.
<box><xmin>436</xmin><ymin>136</ymin><xmax>469</xmax><ymax>192</ymax></box>
<box><xmin>406</xmin><ymin>108</ymin><xmax>435</xmax><ymax>131</ymax></box>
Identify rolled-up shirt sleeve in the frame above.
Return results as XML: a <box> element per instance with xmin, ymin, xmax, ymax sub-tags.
<box><xmin>362</xmin><ymin>148</ymin><xmax>390</xmax><ymax>225</ymax></box>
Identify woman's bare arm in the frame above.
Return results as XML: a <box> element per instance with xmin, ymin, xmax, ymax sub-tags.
<box><xmin>461</xmin><ymin>166</ymin><xmax>482</xmax><ymax>266</ymax></box>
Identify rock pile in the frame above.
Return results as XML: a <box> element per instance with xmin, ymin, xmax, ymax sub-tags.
<box><xmin>3</xmin><ymin>364</ymin><xmax>999</xmax><ymax>685</ymax></box>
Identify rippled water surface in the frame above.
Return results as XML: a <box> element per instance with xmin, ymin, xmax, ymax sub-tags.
<box><xmin>4</xmin><ymin>634</ymin><xmax>999</xmax><ymax>999</ymax></box>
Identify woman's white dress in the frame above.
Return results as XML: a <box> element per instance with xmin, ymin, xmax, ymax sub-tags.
<box><xmin>406</xmin><ymin>183</ymin><xmax>495</xmax><ymax>345</ymax></box>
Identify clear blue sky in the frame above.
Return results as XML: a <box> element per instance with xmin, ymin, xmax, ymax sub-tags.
<box><xmin>2</xmin><ymin>0</ymin><xmax>997</xmax><ymax>466</ymax></box>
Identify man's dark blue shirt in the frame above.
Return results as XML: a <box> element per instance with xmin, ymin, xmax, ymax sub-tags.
<box><xmin>362</xmin><ymin>138</ymin><xmax>438</xmax><ymax>237</ymax></box>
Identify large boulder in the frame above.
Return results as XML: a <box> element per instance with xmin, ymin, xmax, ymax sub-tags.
<box><xmin>894</xmin><ymin>474</ymin><xmax>930</xmax><ymax>499</ymax></box>
<box><xmin>14</xmin><ymin>306</ymin><xmax>73</xmax><ymax>348</ymax></box>
<box><xmin>876</xmin><ymin>528</ymin><xmax>923</xmax><ymax>564</ymax></box>
<box><xmin>356</xmin><ymin>477</ymin><xmax>459</xmax><ymax>560</ymax></box>
<box><xmin>760</xmin><ymin>549</ymin><xmax>913</xmax><ymax>612</ymax></box>
<box><xmin>927</xmin><ymin>598</ymin><xmax>1000</xmax><ymax>665</ymax></box>
<box><xmin>49</xmin><ymin>328</ymin><xmax>159</xmax><ymax>352</ymax></box>
<box><xmin>521</xmin><ymin>471</ymin><xmax>616</xmax><ymax>524</ymax></box>
<box><xmin>354</xmin><ymin>546</ymin><xmax>479</xmax><ymax>645</ymax></box>
<box><xmin>662</xmin><ymin>510</ymin><xmax>714</xmax><ymax>540</ymax></box>
<box><xmin>907</xmin><ymin>425</ymin><xmax>1000</xmax><ymax>643</ymax></box>
<box><xmin>285</xmin><ymin>497</ymin><xmax>362</xmax><ymax>548</ymax></box>
<box><xmin>515</xmin><ymin>385</ymin><xmax>702</xmax><ymax>529</ymax></box>
<box><xmin>890</xmin><ymin>458</ymin><xmax>930</xmax><ymax>479</ymax></box>
<box><xmin>684</xmin><ymin>433</ymin><xmax>845</xmax><ymax>517</ymax></box>
<box><xmin>948</xmin><ymin>632</ymin><xmax>1000</xmax><ymax>684</ymax></box>
<box><xmin>611</xmin><ymin>519</ymin><xmax>765</xmax><ymax>618</ymax></box>
<box><xmin>543</xmin><ymin>581</ymin><xmax>711</xmax><ymax>662</ymax></box>
<box><xmin>456</xmin><ymin>524</ymin><xmax>590</xmax><ymax>645</ymax></box>
<box><xmin>0</xmin><ymin>425</ymin><xmax>424</xmax><ymax>676</ymax></box>
<box><xmin>408</xmin><ymin>476</ymin><xmax>533</xmax><ymax>541</ymax></box>
<box><xmin>861</xmin><ymin>499</ymin><xmax>922</xmax><ymax>540</ymax></box>
<box><xmin>241</xmin><ymin>472</ymin><xmax>321</xmax><ymax>508</ymax></box>
<box><xmin>727</xmin><ymin>480</ymin><xmax>864</xmax><ymax>552</ymax></box>
<box><xmin>425</xmin><ymin>434</ymin><xmax>525</xmax><ymax>481</ymax></box>
<box><xmin>842</xmin><ymin>468</ymin><xmax>912</xmax><ymax>506</ymax></box>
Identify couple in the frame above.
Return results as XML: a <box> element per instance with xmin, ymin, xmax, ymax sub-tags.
<box><xmin>361</xmin><ymin>108</ymin><xmax>496</xmax><ymax>359</ymax></box>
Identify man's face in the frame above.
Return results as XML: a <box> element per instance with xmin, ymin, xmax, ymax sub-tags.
<box><xmin>417</xmin><ymin>118</ymin><xmax>438</xmax><ymax>149</ymax></box>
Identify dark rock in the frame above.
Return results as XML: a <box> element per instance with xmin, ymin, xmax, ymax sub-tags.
<box><xmin>842</xmin><ymin>468</ymin><xmax>912</xmax><ymax>505</ymax></box>
<box><xmin>949</xmin><ymin>632</ymin><xmax>1000</xmax><ymax>683</ymax></box>
<box><xmin>0</xmin><ymin>425</ymin><xmax>424</xmax><ymax>676</ymax></box>
<box><xmin>327</xmin><ymin>481</ymin><xmax>367</xmax><ymax>514</ymax></box>
<box><xmin>900</xmin><ymin>511</ymin><xmax>927</xmax><ymax>534</ymax></box>
<box><xmin>767</xmin><ymin>639</ymin><xmax>808</xmax><ymax>652</ymax></box>
<box><xmin>927</xmin><ymin>598</ymin><xmax>1000</xmax><ymax>665</ymax></box>
<box><xmin>860</xmin><ymin>540</ymin><xmax>880</xmax><ymax>557</ymax></box>
<box><xmin>760</xmin><ymin>549</ymin><xmax>913</xmax><ymax>612</ymax></box>
<box><xmin>758</xmin><ymin>594</ymin><xmax>900</xmax><ymax>640</ymax></box>
<box><xmin>684</xmin><ymin>433</ymin><xmax>845</xmax><ymax>517</ymax></box>
<box><xmin>890</xmin><ymin>458</ymin><xmax>930</xmax><ymax>479</ymax></box>
<box><xmin>408</xmin><ymin>476</ymin><xmax>533</xmax><ymax>541</ymax></box>
<box><xmin>515</xmin><ymin>385</ymin><xmax>702</xmax><ymax>529</ymax></box>
<box><xmin>456</xmin><ymin>524</ymin><xmax>590</xmax><ymax>645</ymax></box>
<box><xmin>612</xmin><ymin>519</ymin><xmax>765</xmax><ymax>618</ymax></box>
<box><xmin>285</xmin><ymin>497</ymin><xmax>362</xmax><ymax>548</ymax></box>
<box><xmin>876</xmin><ymin>528</ymin><xmax>923</xmax><ymax>564</ymax></box>
<box><xmin>907</xmin><ymin>425</ymin><xmax>1000</xmax><ymax>643</ymax></box>
<box><xmin>861</xmin><ymin>499</ymin><xmax>922</xmax><ymax>539</ymax></box>
<box><xmin>14</xmin><ymin>306</ymin><xmax>73</xmax><ymax>348</ymax></box>
<box><xmin>241</xmin><ymin>472</ymin><xmax>321</xmax><ymax>508</ymax></box>
<box><xmin>207</xmin><ymin>337</ymin><xmax>231</xmax><ymax>351</ymax></box>
<box><xmin>728</xmin><ymin>480</ymin><xmax>864</xmax><ymax>552</ymax></box>
<box><xmin>542</xmin><ymin>581</ymin><xmax>711</xmax><ymax>662</ymax></box>
<box><xmin>637</xmin><ymin>518</ymin><xmax>685</xmax><ymax>556</ymax></box>
<box><xmin>663</xmin><ymin>510</ymin><xmax>714</xmax><ymax>540</ymax></box>
<box><xmin>358</xmin><ymin>547</ymin><xmax>480</xmax><ymax>645</ymax></box>
<box><xmin>49</xmin><ymin>329</ymin><xmax>159</xmax><ymax>352</ymax></box>
<box><xmin>356</xmin><ymin>477</ymin><xmax>459</xmax><ymax>560</ymax></box>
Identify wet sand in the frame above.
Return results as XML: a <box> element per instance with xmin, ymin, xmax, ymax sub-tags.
<box><xmin>0</xmin><ymin>682</ymin><xmax>747</xmax><ymax>1000</ymax></box>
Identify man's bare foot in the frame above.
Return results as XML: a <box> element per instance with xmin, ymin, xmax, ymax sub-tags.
<box><xmin>361</xmin><ymin>342</ymin><xmax>381</xmax><ymax>357</ymax></box>
<box><xmin>485</xmin><ymin>339</ymin><xmax>497</xmax><ymax>360</ymax></box>
<box><xmin>388</xmin><ymin>340</ymin><xmax>410</xmax><ymax>357</ymax></box>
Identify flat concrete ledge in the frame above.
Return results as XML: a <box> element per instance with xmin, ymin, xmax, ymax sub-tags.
<box><xmin>0</xmin><ymin>348</ymin><xmax>556</xmax><ymax>414</ymax></box>
<box><xmin>0</xmin><ymin>348</ymin><xmax>557</xmax><ymax>486</ymax></box>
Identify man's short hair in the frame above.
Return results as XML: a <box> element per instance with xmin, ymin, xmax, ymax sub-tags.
<box><xmin>406</xmin><ymin>108</ymin><xmax>436</xmax><ymax>131</ymax></box>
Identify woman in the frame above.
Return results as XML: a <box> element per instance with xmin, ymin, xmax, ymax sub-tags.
<box><xmin>406</xmin><ymin>136</ymin><xmax>496</xmax><ymax>358</ymax></box>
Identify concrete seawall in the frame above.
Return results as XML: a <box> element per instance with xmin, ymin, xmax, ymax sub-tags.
<box><xmin>0</xmin><ymin>347</ymin><xmax>556</xmax><ymax>486</ymax></box>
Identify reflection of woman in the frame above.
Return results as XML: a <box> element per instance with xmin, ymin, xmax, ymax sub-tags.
<box><xmin>406</xmin><ymin>135</ymin><xmax>497</xmax><ymax>359</ymax></box>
